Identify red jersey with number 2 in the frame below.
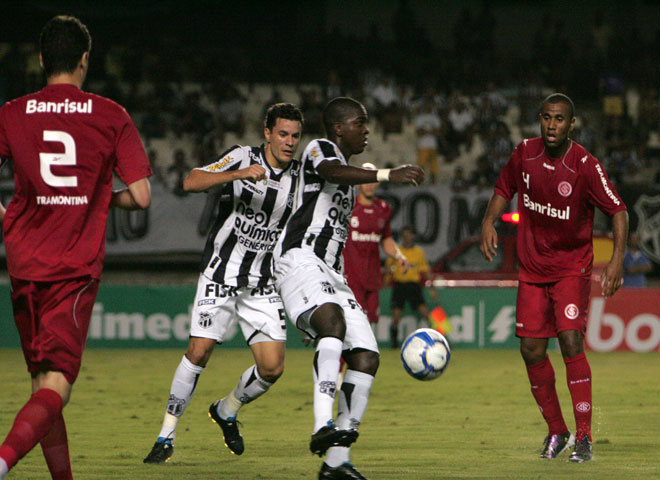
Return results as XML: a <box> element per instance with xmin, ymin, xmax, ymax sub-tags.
<box><xmin>494</xmin><ymin>137</ymin><xmax>626</xmax><ymax>283</ymax></box>
<box><xmin>0</xmin><ymin>84</ymin><xmax>152</xmax><ymax>281</ymax></box>
<box><xmin>343</xmin><ymin>197</ymin><xmax>392</xmax><ymax>291</ymax></box>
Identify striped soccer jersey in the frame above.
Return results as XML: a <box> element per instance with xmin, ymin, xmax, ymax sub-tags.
<box><xmin>199</xmin><ymin>145</ymin><xmax>299</xmax><ymax>287</ymax></box>
<box><xmin>275</xmin><ymin>138</ymin><xmax>354</xmax><ymax>272</ymax></box>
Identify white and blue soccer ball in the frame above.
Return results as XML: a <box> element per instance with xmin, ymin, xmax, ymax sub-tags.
<box><xmin>400</xmin><ymin>328</ymin><xmax>451</xmax><ymax>381</ymax></box>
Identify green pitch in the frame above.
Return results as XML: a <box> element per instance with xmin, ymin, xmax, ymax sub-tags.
<box><xmin>0</xmin><ymin>348</ymin><xmax>657</xmax><ymax>479</ymax></box>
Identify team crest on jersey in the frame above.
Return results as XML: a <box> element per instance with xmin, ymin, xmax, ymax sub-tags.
<box><xmin>198</xmin><ymin>311</ymin><xmax>214</xmax><ymax>328</ymax></box>
<box><xmin>558</xmin><ymin>181</ymin><xmax>573</xmax><ymax>197</ymax></box>
<box><xmin>321</xmin><ymin>281</ymin><xmax>336</xmax><ymax>295</ymax></box>
<box><xmin>634</xmin><ymin>194</ymin><xmax>660</xmax><ymax>263</ymax></box>
<box><xmin>564</xmin><ymin>304</ymin><xmax>579</xmax><ymax>320</ymax></box>
<box><xmin>350</xmin><ymin>216</ymin><xmax>359</xmax><ymax>228</ymax></box>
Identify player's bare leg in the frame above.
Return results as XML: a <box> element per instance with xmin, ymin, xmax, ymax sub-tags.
<box><xmin>210</xmin><ymin>339</ymin><xmax>284</xmax><ymax>455</ymax></box>
<box><xmin>558</xmin><ymin>330</ymin><xmax>593</xmax><ymax>462</ymax></box>
<box><xmin>520</xmin><ymin>337</ymin><xmax>573</xmax><ymax>459</ymax></box>
<box><xmin>144</xmin><ymin>337</ymin><xmax>213</xmax><ymax>463</ymax></box>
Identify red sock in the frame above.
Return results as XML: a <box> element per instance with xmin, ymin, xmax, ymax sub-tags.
<box><xmin>0</xmin><ymin>389</ymin><xmax>62</xmax><ymax>470</ymax></box>
<box><xmin>40</xmin><ymin>411</ymin><xmax>73</xmax><ymax>480</ymax></box>
<box><xmin>526</xmin><ymin>356</ymin><xmax>568</xmax><ymax>435</ymax></box>
<box><xmin>564</xmin><ymin>352</ymin><xmax>592</xmax><ymax>441</ymax></box>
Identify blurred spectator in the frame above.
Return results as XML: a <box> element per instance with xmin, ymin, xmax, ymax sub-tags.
<box><xmin>573</xmin><ymin>117</ymin><xmax>597</xmax><ymax>153</ymax></box>
<box><xmin>147</xmin><ymin>149</ymin><xmax>165</xmax><ymax>185</ymax></box>
<box><xmin>470</xmin><ymin>155</ymin><xmax>498</xmax><ymax>189</ymax></box>
<box><xmin>623</xmin><ymin>232</ymin><xmax>652</xmax><ymax>288</ymax></box>
<box><xmin>369</xmin><ymin>73</ymin><xmax>403</xmax><ymax>138</ymax></box>
<box><xmin>180</xmin><ymin>91</ymin><xmax>214</xmax><ymax>138</ymax></box>
<box><xmin>217</xmin><ymin>85</ymin><xmax>246</xmax><ymax>137</ymax></box>
<box><xmin>141</xmin><ymin>106</ymin><xmax>167</xmax><ymax>140</ymax></box>
<box><xmin>450</xmin><ymin>166</ymin><xmax>469</xmax><ymax>193</ymax></box>
<box><xmin>413</xmin><ymin>97</ymin><xmax>443</xmax><ymax>183</ymax></box>
<box><xmin>605</xmin><ymin>147</ymin><xmax>642</xmax><ymax>186</ymax></box>
<box><xmin>324</xmin><ymin>69</ymin><xmax>344</xmax><ymax>100</ymax></box>
<box><xmin>167</xmin><ymin>149</ymin><xmax>190</xmax><ymax>197</ymax></box>
<box><xmin>299</xmin><ymin>88</ymin><xmax>324</xmax><ymax>135</ymax></box>
<box><xmin>485</xmin><ymin>121</ymin><xmax>513</xmax><ymax>173</ymax></box>
<box><xmin>446</xmin><ymin>93</ymin><xmax>475</xmax><ymax>154</ymax></box>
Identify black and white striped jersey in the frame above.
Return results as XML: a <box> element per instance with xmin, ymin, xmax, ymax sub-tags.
<box><xmin>275</xmin><ymin>139</ymin><xmax>354</xmax><ymax>273</ymax></box>
<box><xmin>199</xmin><ymin>145</ymin><xmax>299</xmax><ymax>287</ymax></box>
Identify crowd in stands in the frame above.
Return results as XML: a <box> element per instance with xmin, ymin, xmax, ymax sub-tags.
<box><xmin>2</xmin><ymin>3</ymin><xmax>659</xmax><ymax>192</ymax></box>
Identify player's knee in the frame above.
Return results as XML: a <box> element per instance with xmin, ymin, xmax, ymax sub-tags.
<box><xmin>311</xmin><ymin>303</ymin><xmax>346</xmax><ymax>339</ymax></box>
<box><xmin>558</xmin><ymin>330</ymin><xmax>584</xmax><ymax>358</ymax></box>
<box><xmin>520</xmin><ymin>341</ymin><xmax>545</xmax><ymax>365</ymax></box>
<box><xmin>258</xmin><ymin>363</ymin><xmax>284</xmax><ymax>384</ymax></box>
<box><xmin>185</xmin><ymin>340</ymin><xmax>214</xmax><ymax>367</ymax></box>
<box><xmin>346</xmin><ymin>350</ymin><xmax>380</xmax><ymax>376</ymax></box>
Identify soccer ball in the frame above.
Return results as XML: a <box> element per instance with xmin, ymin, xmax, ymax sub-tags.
<box><xmin>400</xmin><ymin>328</ymin><xmax>451</xmax><ymax>381</ymax></box>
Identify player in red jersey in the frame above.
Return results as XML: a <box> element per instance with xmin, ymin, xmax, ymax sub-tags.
<box><xmin>343</xmin><ymin>162</ymin><xmax>408</xmax><ymax>326</ymax></box>
<box><xmin>0</xmin><ymin>16</ymin><xmax>151</xmax><ymax>479</ymax></box>
<box><xmin>480</xmin><ymin>93</ymin><xmax>628</xmax><ymax>463</ymax></box>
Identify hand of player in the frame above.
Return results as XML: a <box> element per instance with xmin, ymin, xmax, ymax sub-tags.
<box><xmin>389</xmin><ymin>165</ymin><xmax>425</xmax><ymax>186</ymax></box>
<box><xmin>480</xmin><ymin>222</ymin><xmax>498</xmax><ymax>262</ymax></box>
<box><xmin>239</xmin><ymin>164</ymin><xmax>267</xmax><ymax>182</ymax></box>
<box><xmin>600</xmin><ymin>260</ymin><xmax>624</xmax><ymax>298</ymax></box>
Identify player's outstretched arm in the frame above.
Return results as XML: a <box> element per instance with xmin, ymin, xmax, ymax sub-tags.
<box><xmin>382</xmin><ymin>236</ymin><xmax>409</xmax><ymax>273</ymax></box>
<box><xmin>183</xmin><ymin>164</ymin><xmax>266</xmax><ymax>192</ymax></box>
<box><xmin>111</xmin><ymin>178</ymin><xmax>151</xmax><ymax>210</ymax></box>
<box><xmin>601</xmin><ymin>210</ymin><xmax>629</xmax><ymax>298</ymax></box>
<box><xmin>480</xmin><ymin>193</ymin><xmax>509</xmax><ymax>262</ymax></box>
<box><xmin>317</xmin><ymin>161</ymin><xmax>424</xmax><ymax>186</ymax></box>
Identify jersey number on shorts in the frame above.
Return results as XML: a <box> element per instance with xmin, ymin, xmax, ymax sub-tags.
<box><xmin>40</xmin><ymin>130</ymin><xmax>78</xmax><ymax>187</ymax></box>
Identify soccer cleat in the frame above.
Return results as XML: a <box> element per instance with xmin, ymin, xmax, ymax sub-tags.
<box><xmin>318</xmin><ymin>462</ymin><xmax>368</xmax><ymax>479</ymax></box>
<box><xmin>143</xmin><ymin>437</ymin><xmax>174</xmax><ymax>463</ymax></box>
<box><xmin>310</xmin><ymin>424</ymin><xmax>359</xmax><ymax>457</ymax></box>
<box><xmin>208</xmin><ymin>401</ymin><xmax>244</xmax><ymax>455</ymax></box>
<box><xmin>569</xmin><ymin>435</ymin><xmax>593</xmax><ymax>463</ymax></box>
<box><xmin>540</xmin><ymin>431</ymin><xmax>574</xmax><ymax>459</ymax></box>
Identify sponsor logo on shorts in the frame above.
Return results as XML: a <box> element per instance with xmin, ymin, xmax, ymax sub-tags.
<box><xmin>268</xmin><ymin>296</ymin><xmax>282</xmax><ymax>303</ymax></box>
<box><xmin>558</xmin><ymin>181</ymin><xmax>573</xmax><ymax>197</ymax></box>
<box><xmin>321</xmin><ymin>281</ymin><xmax>336</xmax><ymax>295</ymax></box>
<box><xmin>564</xmin><ymin>304</ymin><xmax>579</xmax><ymax>320</ymax></box>
<box><xmin>198</xmin><ymin>311</ymin><xmax>213</xmax><ymax>328</ymax></box>
<box><xmin>576</xmin><ymin>402</ymin><xmax>591</xmax><ymax>413</ymax></box>
<box><xmin>198</xmin><ymin>298</ymin><xmax>216</xmax><ymax>306</ymax></box>
<box><xmin>250</xmin><ymin>285</ymin><xmax>276</xmax><ymax>296</ymax></box>
<box><xmin>319</xmin><ymin>380</ymin><xmax>336</xmax><ymax>398</ymax></box>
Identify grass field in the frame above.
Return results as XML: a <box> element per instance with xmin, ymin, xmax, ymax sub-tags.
<box><xmin>0</xmin><ymin>348</ymin><xmax>658</xmax><ymax>480</ymax></box>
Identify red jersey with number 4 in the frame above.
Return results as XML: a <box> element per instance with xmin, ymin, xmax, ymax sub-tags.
<box><xmin>494</xmin><ymin>137</ymin><xmax>626</xmax><ymax>283</ymax></box>
<box><xmin>0</xmin><ymin>84</ymin><xmax>152</xmax><ymax>281</ymax></box>
<box><xmin>343</xmin><ymin>197</ymin><xmax>392</xmax><ymax>291</ymax></box>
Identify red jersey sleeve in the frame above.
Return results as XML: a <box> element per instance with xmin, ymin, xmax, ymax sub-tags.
<box><xmin>494</xmin><ymin>141</ymin><xmax>522</xmax><ymax>200</ymax></box>
<box><xmin>113</xmin><ymin>108</ymin><xmax>152</xmax><ymax>185</ymax></box>
<box><xmin>582</xmin><ymin>154</ymin><xmax>626</xmax><ymax>216</ymax></box>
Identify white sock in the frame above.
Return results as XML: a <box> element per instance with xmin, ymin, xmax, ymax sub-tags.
<box><xmin>325</xmin><ymin>369</ymin><xmax>375</xmax><ymax>468</ymax></box>
<box><xmin>0</xmin><ymin>458</ymin><xmax>8</xmax><ymax>479</ymax></box>
<box><xmin>158</xmin><ymin>355</ymin><xmax>204</xmax><ymax>441</ymax></box>
<box><xmin>218</xmin><ymin>365</ymin><xmax>273</xmax><ymax>419</ymax></box>
<box><xmin>313</xmin><ymin>337</ymin><xmax>344</xmax><ymax>432</ymax></box>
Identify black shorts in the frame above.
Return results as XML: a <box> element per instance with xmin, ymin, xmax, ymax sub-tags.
<box><xmin>391</xmin><ymin>282</ymin><xmax>425</xmax><ymax>310</ymax></box>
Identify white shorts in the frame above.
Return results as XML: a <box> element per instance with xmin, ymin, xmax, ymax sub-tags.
<box><xmin>189</xmin><ymin>274</ymin><xmax>287</xmax><ymax>345</ymax></box>
<box><xmin>274</xmin><ymin>249</ymin><xmax>378</xmax><ymax>353</ymax></box>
